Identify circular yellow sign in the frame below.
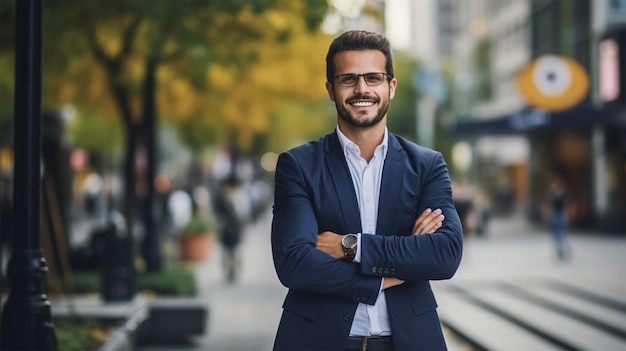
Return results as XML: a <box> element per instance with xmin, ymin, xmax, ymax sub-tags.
<box><xmin>516</xmin><ymin>55</ymin><xmax>589</xmax><ymax>112</ymax></box>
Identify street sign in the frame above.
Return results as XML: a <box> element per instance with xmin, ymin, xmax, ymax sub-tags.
<box><xmin>516</xmin><ymin>55</ymin><xmax>589</xmax><ymax>112</ymax></box>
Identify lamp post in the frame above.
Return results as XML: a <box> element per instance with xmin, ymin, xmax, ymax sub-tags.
<box><xmin>412</xmin><ymin>66</ymin><xmax>445</xmax><ymax>149</ymax></box>
<box><xmin>0</xmin><ymin>0</ymin><xmax>58</xmax><ymax>349</ymax></box>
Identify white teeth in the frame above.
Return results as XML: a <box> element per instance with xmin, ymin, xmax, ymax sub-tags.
<box><xmin>351</xmin><ymin>101</ymin><xmax>374</xmax><ymax>107</ymax></box>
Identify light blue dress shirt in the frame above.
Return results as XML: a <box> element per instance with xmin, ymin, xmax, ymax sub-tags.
<box><xmin>336</xmin><ymin>126</ymin><xmax>390</xmax><ymax>337</ymax></box>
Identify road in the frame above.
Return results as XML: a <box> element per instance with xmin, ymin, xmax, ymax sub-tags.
<box><xmin>140</xmin><ymin>211</ymin><xmax>626</xmax><ymax>351</ymax></box>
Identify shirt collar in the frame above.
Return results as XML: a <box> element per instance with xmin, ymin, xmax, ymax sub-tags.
<box><xmin>336</xmin><ymin>126</ymin><xmax>388</xmax><ymax>158</ymax></box>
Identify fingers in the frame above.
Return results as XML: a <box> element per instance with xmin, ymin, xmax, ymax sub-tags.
<box><xmin>412</xmin><ymin>209</ymin><xmax>437</xmax><ymax>234</ymax></box>
<box><xmin>382</xmin><ymin>277</ymin><xmax>405</xmax><ymax>289</ymax></box>
<box><xmin>412</xmin><ymin>208</ymin><xmax>444</xmax><ymax>235</ymax></box>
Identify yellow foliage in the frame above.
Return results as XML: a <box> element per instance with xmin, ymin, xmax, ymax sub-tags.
<box><xmin>265</xmin><ymin>10</ymin><xmax>289</xmax><ymax>31</ymax></box>
<box><xmin>57</xmin><ymin>84</ymin><xmax>77</xmax><ymax>104</ymax></box>
<box><xmin>86</xmin><ymin>67</ymin><xmax>109</xmax><ymax>103</ymax></box>
<box><xmin>207</xmin><ymin>64</ymin><xmax>236</xmax><ymax>90</ymax></box>
<box><xmin>193</xmin><ymin>24</ymin><xmax>332</xmax><ymax>152</ymax></box>
<box><xmin>165</xmin><ymin>79</ymin><xmax>199</xmax><ymax>119</ymax></box>
<box><xmin>96</xmin><ymin>22</ymin><xmax>124</xmax><ymax>58</ymax></box>
<box><xmin>122</xmin><ymin>55</ymin><xmax>146</xmax><ymax>84</ymax></box>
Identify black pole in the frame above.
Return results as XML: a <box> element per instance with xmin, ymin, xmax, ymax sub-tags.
<box><xmin>0</xmin><ymin>0</ymin><xmax>58</xmax><ymax>349</ymax></box>
<box><xmin>142</xmin><ymin>57</ymin><xmax>162</xmax><ymax>272</ymax></box>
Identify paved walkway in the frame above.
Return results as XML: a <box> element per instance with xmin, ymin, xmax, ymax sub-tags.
<box><xmin>139</xmin><ymin>211</ymin><xmax>626</xmax><ymax>351</ymax></box>
<box><xmin>436</xmin><ymin>214</ymin><xmax>626</xmax><ymax>350</ymax></box>
<box><xmin>140</xmin><ymin>210</ymin><xmax>285</xmax><ymax>351</ymax></box>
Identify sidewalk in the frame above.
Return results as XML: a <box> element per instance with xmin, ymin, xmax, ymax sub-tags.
<box><xmin>139</xmin><ymin>209</ymin><xmax>285</xmax><ymax>351</ymax></box>
<box><xmin>190</xmin><ymin>210</ymin><xmax>285</xmax><ymax>350</ymax></box>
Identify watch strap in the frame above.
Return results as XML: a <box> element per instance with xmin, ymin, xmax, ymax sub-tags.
<box><xmin>342</xmin><ymin>246</ymin><xmax>356</xmax><ymax>260</ymax></box>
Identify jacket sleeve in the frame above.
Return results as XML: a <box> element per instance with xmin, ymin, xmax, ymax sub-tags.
<box><xmin>359</xmin><ymin>152</ymin><xmax>463</xmax><ymax>282</ymax></box>
<box><xmin>271</xmin><ymin>151</ymin><xmax>381</xmax><ymax>305</ymax></box>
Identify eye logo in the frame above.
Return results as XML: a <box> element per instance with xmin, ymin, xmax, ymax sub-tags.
<box><xmin>516</xmin><ymin>55</ymin><xmax>589</xmax><ymax>112</ymax></box>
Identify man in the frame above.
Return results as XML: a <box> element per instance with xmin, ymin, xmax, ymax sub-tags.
<box><xmin>271</xmin><ymin>30</ymin><xmax>463</xmax><ymax>351</ymax></box>
<box><xmin>544</xmin><ymin>175</ymin><xmax>571</xmax><ymax>260</ymax></box>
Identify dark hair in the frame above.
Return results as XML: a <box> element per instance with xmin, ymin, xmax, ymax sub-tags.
<box><xmin>325</xmin><ymin>30</ymin><xmax>394</xmax><ymax>82</ymax></box>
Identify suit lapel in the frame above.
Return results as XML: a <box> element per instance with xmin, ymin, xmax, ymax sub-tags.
<box><xmin>325</xmin><ymin>132</ymin><xmax>362</xmax><ymax>233</ymax></box>
<box><xmin>377</xmin><ymin>134</ymin><xmax>406</xmax><ymax>233</ymax></box>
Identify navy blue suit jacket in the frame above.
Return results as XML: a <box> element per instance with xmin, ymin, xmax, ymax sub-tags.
<box><xmin>271</xmin><ymin>131</ymin><xmax>463</xmax><ymax>350</ymax></box>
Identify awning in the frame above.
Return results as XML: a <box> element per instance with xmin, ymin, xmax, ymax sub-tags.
<box><xmin>451</xmin><ymin>103</ymin><xmax>626</xmax><ymax>137</ymax></box>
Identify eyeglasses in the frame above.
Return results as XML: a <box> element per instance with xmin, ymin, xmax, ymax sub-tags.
<box><xmin>333</xmin><ymin>72</ymin><xmax>392</xmax><ymax>87</ymax></box>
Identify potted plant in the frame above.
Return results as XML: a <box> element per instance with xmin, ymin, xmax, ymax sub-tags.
<box><xmin>179</xmin><ymin>213</ymin><xmax>216</xmax><ymax>262</ymax></box>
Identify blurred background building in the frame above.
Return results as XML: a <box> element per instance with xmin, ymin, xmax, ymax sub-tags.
<box><xmin>384</xmin><ymin>0</ymin><xmax>625</xmax><ymax>234</ymax></box>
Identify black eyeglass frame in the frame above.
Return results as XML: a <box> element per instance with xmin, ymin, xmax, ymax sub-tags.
<box><xmin>332</xmin><ymin>72</ymin><xmax>393</xmax><ymax>87</ymax></box>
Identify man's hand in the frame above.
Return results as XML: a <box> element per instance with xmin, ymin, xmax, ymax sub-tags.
<box><xmin>412</xmin><ymin>208</ymin><xmax>444</xmax><ymax>235</ymax></box>
<box><xmin>384</xmin><ymin>209</ymin><xmax>444</xmax><ymax>289</ymax></box>
<box><xmin>316</xmin><ymin>231</ymin><xmax>344</xmax><ymax>259</ymax></box>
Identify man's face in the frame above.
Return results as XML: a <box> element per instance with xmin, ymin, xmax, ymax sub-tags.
<box><xmin>325</xmin><ymin>49</ymin><xmax>397</xmax><ymax>129</ymax></box>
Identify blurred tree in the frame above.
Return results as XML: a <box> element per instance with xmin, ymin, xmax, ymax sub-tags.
<box><xmin>387</xmin><ymin>53</ymin><xmax>420</xmax><ymax>141</ymax></box>
<box><xmin>386</xmin><ymin>52</ymin><xmax>456</xmax><ymax>172</ymax></box>
<box><xmin>0</xmin><ymin>1</ymin><xmax>16</xmax><ymax>124</ymax></box>
<box><xmin>0</xmin><ymin>0</ymin><xmax>330</xmax><ymax>271</ymax></box>
<box><xmin>170</xmin><ymin>1</ymin><xmax>333</xmax><ymax>155</ymax></box>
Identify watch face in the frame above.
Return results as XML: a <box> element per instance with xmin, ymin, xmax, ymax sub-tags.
<box><xmin>342</xmin><ymin>234</ymin><xmax>357</xmax><ymax>248</ymax></box>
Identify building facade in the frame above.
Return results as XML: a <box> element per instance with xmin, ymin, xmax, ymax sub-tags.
<box><xmin>450</xmin><ymin>0</ymin><xmax>625</xmax><ymax>233</ymax></box>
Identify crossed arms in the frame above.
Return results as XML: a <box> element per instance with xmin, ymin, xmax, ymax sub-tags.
<box><xmin>316</xmin><ymin>208</ymin><xmax>444</xmax><ymax>289</ymax></box>
<box><xmin>271</xmin><ymin>148</ymin><xmax>463</xmax><ymax>303</ymax></box>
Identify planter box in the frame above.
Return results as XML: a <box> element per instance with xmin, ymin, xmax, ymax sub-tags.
<box><xmin>136</xmin><ymin>297</ymin><xmax>210</xmax><ymax>345</ymax></box>
<box><xmin>51</xmin><ymin>294</ymin><xmax>149</xmax><ymax>325</ymax></box>
<box><xmin>52</xmin><ymin>295</ymin><xmax>149</xmax><ymax>351</ymax></box>
<box><xmin>51</xmin><ymin>294</ymin><xmax>210</xmax><ymax>350</ymax></box>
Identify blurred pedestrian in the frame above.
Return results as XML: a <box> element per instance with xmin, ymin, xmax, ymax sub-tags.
<box><xmin>212</xmin><ymin>176</ymin><xmax>244</xmax><ymax>283</ymax></box>
<box><xmin>544</xmin><ymin>175</ymin><xmax>572</xmax><ymax>260</ymax></box>
<box><xmin>271</xmin><ymin>30</ymin><xmax>463</xmax><ymax>351</ymax></box>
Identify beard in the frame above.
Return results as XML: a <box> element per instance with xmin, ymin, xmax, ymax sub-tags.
<box><xmin>336</xmin><ymin>94</ymin><xmax>389</xmax><ymax>128</ymax></box>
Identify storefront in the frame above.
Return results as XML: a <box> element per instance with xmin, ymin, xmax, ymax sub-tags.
<box><xmin>452</xmin><ymin>103</ymin><xmax>625</xmax><ymax>233</ymax></box>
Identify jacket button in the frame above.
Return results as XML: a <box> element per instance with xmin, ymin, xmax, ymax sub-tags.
<box><xmin>377</xmin><ymin>267</ymin><xmax>384</xmax><ymax>274</ymax></box>
<box><xmin>343</xmin><ymin>314</ymin><xmax>352</xmax><ymax>321</ymax></box>
<box><xmin>371</xmin><ymin>266</ymin><xmax>377</xmax><ymax>274</ymax></box>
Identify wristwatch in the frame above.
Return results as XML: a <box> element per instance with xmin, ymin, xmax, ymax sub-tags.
<box><xmin>341</xmin><ymin>234</ymin><xmax>358</xmax><ymax>261</ymax></box>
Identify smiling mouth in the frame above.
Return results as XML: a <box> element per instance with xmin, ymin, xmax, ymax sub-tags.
<box><xmin>350</xmin><ymin>101</ymin><xmax>376</xmax><ymax>107</ymax></box>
